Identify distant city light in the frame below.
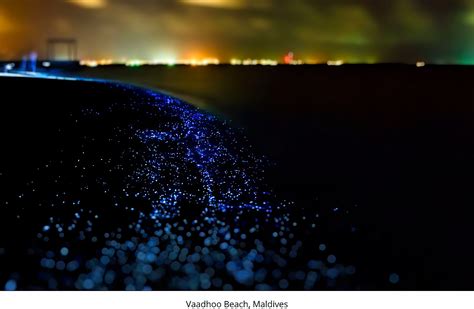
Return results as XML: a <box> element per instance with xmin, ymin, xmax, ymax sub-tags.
<box><xmin>327</xmin><ymin>60</ymin><xmax>344</xmax><ymax>66</ymax></box>
<box><xmin>80</xmin><ymin>60</ymin><xmax>98</xmax><ymax>67</ymax></box>
<box><xmin>151</xmin><ymin>58</ymin><xmax>177</xmax><ymax>66</ymax></box>
<box><xmin>243</xmin><ymin>59</ymin><xmax>258</xmax><ymax>65</ymax></box>
<box><xmin>42</xmin><ymin>61</ymin><xmax>51</xmax><ymax>67</ymax></box>
<box><xmin>81</xmin><ymin>58</ymin><xmax>115</xmax><ymax>67</ymax></box>
<box><xmin>230</xmin><ymin>58</ymin><xmax>242</xmax><ymax>65</ymax></box>
<box><xmin>76</xmin><ymin>57</ymin><xmax>359</xmax><ymax>67</ymax></box>
<box><xmin>186</xmin><ymin>58</ymin><xmax>220</xmax><ymax>66</ymax></box>
<box><xmin>260</xmin><ymin>59</ymin><xmax>278</xmax><ymax>66</ymax></box>
<box><xmin>284</xmin><ymin>52</ymin><xmax>294</xmax><ymax>65</ymax></box>
<box><xmin>79</xmin><ymin>57</ymin><xmax>223</xmax><ymax>67</ymax></box>
<box><xmin>282</xmin><ymin>52</ymin><xmax>304</xmax><ymax>65</ymax></box>
<box><xmin>231</xmin><ymin>58</ymin><xmax>278</xmax><ymax>66</ymax></box>
<box><xmin>98</xmin><ymin>59</ymin><xmax>113</xmax><ymax>65</ymax></box>
<box><xmin>416</xmin><ymin>61</ymin><xmax>426</xmax><ymax>67</ymax></box>
<box><xmin>126</xmin><ymin>59</ymin><xmax>144</xmax><ymax>67</ymax></box>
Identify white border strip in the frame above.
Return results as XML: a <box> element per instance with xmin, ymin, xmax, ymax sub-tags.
<box><xmin>0</xmin><ymin>292</ymin><xmax>473</xmax><ymax>309</ymax></box>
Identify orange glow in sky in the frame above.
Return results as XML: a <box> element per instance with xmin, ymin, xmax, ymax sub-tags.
<box><xmin>67</xmin><ymin>0</ymin><xmax>107</xmax><ymax>9</ymax></box>
<box><xmin>179</xmin><ymin>0</ymin><xmax>244</xmax><ymax>9</ymax></box>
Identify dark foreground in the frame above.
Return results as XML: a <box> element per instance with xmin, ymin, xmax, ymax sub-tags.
<box><xmin>66</xmin><ymin>64</ymin><xmax>474</xmax><ymax>290</ymax></box>
<box><xmin>0</xmin><ymin>76</ymin><xmax>354</xmax><ymax>291</ymax></box>
<box><xmin>2</xmin><ymin>64</ymin><xmax>474</xmax><ymax>290</ymax></box>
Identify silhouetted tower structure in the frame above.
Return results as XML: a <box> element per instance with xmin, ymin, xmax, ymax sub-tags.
<box><xmin>47</xmin><ymin>38</ymin><xmax>78</xmax><ymax>61</ymax></box>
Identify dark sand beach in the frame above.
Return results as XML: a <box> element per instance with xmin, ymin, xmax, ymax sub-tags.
<box><xmin>69</xmin><ymin>64</ymin><xmax>474</xmax><ymax>289</ymax></box>
<box><xmin>1</xmin><ymin>65</ymin><xmax>474</xmax><ymax>289</ymax></box>
<box><xmin>0</xmin><ymin>75</ymin><xmax>354</xmax><ymax>290</ymax></box>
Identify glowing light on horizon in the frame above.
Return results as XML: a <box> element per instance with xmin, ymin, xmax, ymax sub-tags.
<box><xmin>80</xmin><ymin>58</ymin><xmax>221</xmax><ymax>67</ymax></box>
<box><xmin>284</xmin><ymin>52</ymin><xmax>294</xmax><ymax>65</ymax></box>
<box><xmin>282</xmin><ymin>52</ymin><xmax>304</xmax><ymax>65</ymax></box>
<box><xmin>231</xmin><ymin>58</ymin><xmax>278</xmax><ymax>66</ymax></box>
<box><xmin>126</xmin><ymin>59</ymin><xmax>144</xmax><ymax>67</ymax></box>
<box><xmin>81</xmin><ymin>59</ymin><xmax>114</xmax><ymax>67</ymax></box>
<box><xmin>327</xmin><ymin>60</ymin><xmax>344</xmax><ymax>66</ymax></box>
<box><xmin>80</xmin><ymin>60</ymin><xmax>98</xmax><ymax>67</ymax></box>
<box><xmin>78</xmin><ymin>57</ymin><xmax>317</xmax><ymax>67</ymax></box>
<box><xmin>151</xmin><ymin>58</ymin><xmax>177</xmax><ymax>66</ymax></box>
<box><xmin>230</xmin><ymin>58</ymin><xmax>243</xmax><ymax>65</ymax></box>
<box><xmin>416</xmin><ymin>61</ymin><xmax>426</xmax><ymax>67</ymax></box>
<box><xmin>80</xmin><ymin>59</ymin><xmax>114</xmax><ymax>67</ymax></box>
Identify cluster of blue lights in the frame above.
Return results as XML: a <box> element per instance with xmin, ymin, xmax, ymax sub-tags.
<box><xmin>0</xmin><ymin>79</ymin><xmax>355</xmax><ymax>290</ymax></box>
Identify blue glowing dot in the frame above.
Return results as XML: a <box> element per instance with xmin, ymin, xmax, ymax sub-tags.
<box><xmin>234</xmin><ymin>270</ymin><xmax>253</xmax><ymax>286</ymax></box>
<box><xmin>60</xmin><ymin>247</ymin><xmax>69</xmax><ymax>256</ymax></box>
<box><xmin>389</xmin><ymin>273</ymin><xmax>400</xmax><ymax>284</ymax></box>
<box><xmin>319</xmin><ymin>244</ymin><xmax>326</xmax><ymax>251</ymax></box>
<box><xmin>326</xmin><ymin>268</ymin><xmax>339</xmax><ymax>279</ymax></box>
<box><xmin>5</xmin><ymin>280</ymin><xmax>17</xmax><ymax>291</ymax></box>
<box><xmin>327</xmin><ymin>255</ymin><xmax>336</xmax><ymax>264</ymax></box>
<box><xmin>82</xmin><ymin>279</ymin><xmax>94</xmax><ymax>290</ymax></box>
<box><xmin>67</xmin><ymin>261</ymin><xmax>79</xmax><ymax>272</ymax></box>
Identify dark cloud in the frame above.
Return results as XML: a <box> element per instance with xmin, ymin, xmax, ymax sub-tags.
<box><xmin>1</xmin><ymin>0</ymin><xmax>474</xmax><ymax>62</ymax></box>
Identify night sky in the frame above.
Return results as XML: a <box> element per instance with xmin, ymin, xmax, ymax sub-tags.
<box><xmin>1</xmin><ymin>0</ymin><xmax>474</xmax><ymax>63</ymax></box>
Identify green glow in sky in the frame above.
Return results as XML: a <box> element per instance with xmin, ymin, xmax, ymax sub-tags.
<box><xmin>1</xmin><ymin>0</ymin><xmax>474</xmax><ymax>63</ymax></box>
